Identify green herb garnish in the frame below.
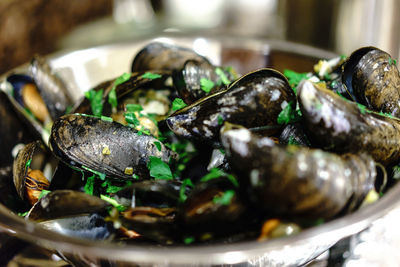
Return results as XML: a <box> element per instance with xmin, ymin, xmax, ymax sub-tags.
<box><xmin>38</xmin><ymin>190</ymin><xmax>51</xmax><ymax>200</ymax></box>
<box><xmin>200</xmin><ymin>78</ymin><xmax>215</xmax><ymax>93</ymax></box>
<box><xmin>25</xmin><ymin>159</ymin><xmax>32</xmax><ymax>170</ymax></box>
<box><xmin>84</xmin><ymin>174</ymin><xmax>96</xmax><ymax>195</ymax></box>
<box><xmin>100</xmin><ymin>194</ymin><xmax>126</xmax><ymax>212</ymax></box>
<box><xmin>200</xmin><ymin>168</ymin><xmax>239</xmax><ymax>187</ymax></box>
<box><xmin>179</xmin><ymin>178</ymin><xmax>194</xmax><ymax>203</ymax></box>
<box><xmin>84</xmin><ymin>89</ymin><xmax>103</xmax><ymax>117</ymax></box>
<box><xmin>172</xmin><ymin>98</ymin><xmax>187</xmax><ymax>111</ymax></box>
<box><xmin>389</xmin><ymin>58</ymin><xmax>397</xmax><ymax>66</ymax></box>
<box><xmin>18</xmin><ymin>211</ymin><xmax>29</xmax><ymax>217</ymax></box>
<box><xmin>277</xmin><ymin>101</ymin><xmax>300</xmax><ymax>124</ymax></box>
<box><xmin>108</xmin><ymin>87</ymin><xmax>118</xmax><ymax>109</ymax></box>
<box><xmin>217</xmin><ymin>115</ymin><xmax>224</xmax><ymax>125</ymax></box>
<box><xmin>147</xmin><ymin>156</ymin><xmax>173</xmax><ymax>180</ymax></box>
<box><xmin>141</xmin><ymin>72</ymin><xmax>162</xmax><ymax>80</ymax></box>
<box><xmin>154</xmin><ymin>141</ymin><xmax>162</xmax><ymax>152</ymax></box>
<box><xmin>126</xmin><ymin>104</ymin><xmax>143</xmax><ymax>113</ymax></box>
<box><xmin>101</xmin><ymin>116</ymin><xmax>113</xmax><ymax>122</ymax></box>
<box><xmin>81</xmin><ymin>165</ymin><xmax>106</xmax><ymax>180</ymax></box>
<box><xmin>125</xmin><ymin>112</ymin><xmax>140</xmax><ymax>127</ymax></box>
<box><xmin>213</xmin><ymin>190</ymin><xmax>235</xmax><ymax>205</ymax></box>
<box><xmin>357</xmin><ymin>103</ymin><xmax>367</xmax><ymax>114</ymax></box>
<box><xmin>215</xmin><ymin>67</ymin><xmax>231</xmax><ymax>85</ymax></box>
<box><xmin>183</xmin><ymin>236</ymin><xmax>195</xmax><ymax>244</ymax></box>
<box><xmin>283</xmin><ymin>69</ymin><xmax>309</xmax><ymax>93</ymax></box>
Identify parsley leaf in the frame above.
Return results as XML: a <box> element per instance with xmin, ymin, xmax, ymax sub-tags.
<box><xmin>125</xmin><ymin>112</ymin><xmax>140</xmax><ymax>127</ymax></box>
<box><xmin>277</xmin><ymin>101</ymin><xmax>300</xmax><ymax>124</ymax></box>
<box><xmin>200</xmin><ymin>78</ymin><xmax>215</xmax><ymax>93</ymax></box>
<box><xmin>84</xmin><ymin>89</ymin><xmax>104</xmax><ymax>117</ymax></box>
<box><xmin>100</xmin><ymin>194</ymin><xmax>126</xmax><ymax>212</ymax></box>
<box><xmin>172</xmin><ymin>98</ymin><xmax>187</xmax><ymax>111</ymax></box>
<box><xmin>283</xmin><ymin>69</ymin><xmax>309</xmax><ymax>93</ymax></box>
<box><xmin>101</xmin><ymin>116</ymin><xmax>113</xmax><ymax>122</ymax></box>
<box><xmin>213</xmin><ymin>190</ymin><xmax>235</xmax><ymax>205</ymax></box>
<box><xmin>183</xmin><ymin>236</ymin><xmax>195</xmax><ymax>244</ymax></box>
<box><xmin>147</xmin><ymin>156</ymin><xmax>173</xmax><ymax>180</ymax></box>
<box><xmin>81</xmin><ymin>165</ymin><xmax>106</xmax><ymax>180</ymax></box>
<box><xmin>84</xmin><ymin>174</ymin><xmax>96</xmax><ymax>195</ymax></box>
<box><xmin>217</xmin><ymin>115</ymin><xmax>224</xmax><ymax>125</ymax></box>
<box><xmin>215</xmin><ymin>67</ymin><xmax>231</xmax><ymax>85</ymax></box>
<box><xmin>200</xmin><ymin>168</ymin><xmax>239</xmax><ymax>187</ymax></box>
<box><xmin>141</xmin><ymin>72</ymin><xmax>162</xmax><ymax>80</ymax></box>
<box><xmin>38</xmin><ymin>190</ymin><xmax>51</xmax><ymax>200</ymax></box>
<box><xmin>179</xmin><ymin>178</ymin><xmax>194</xmax><ymax>203</ymax></box>
<box><xmin>154</xmin><ymin>141</ymin><xmax>162</xmax><ymax>152</ymax></box>
<box><xmin>126</xmin><ymin>104</ymin><xmax>143</xmax><ymax>113</ymax></box>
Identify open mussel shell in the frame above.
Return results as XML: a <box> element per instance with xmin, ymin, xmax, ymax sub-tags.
<box><xmin>73</xmin><ymin>71</ymin><xmax>169</xmax><ymax>116</ymax></box>
<box><xmin>179</xmin><ymin>177</ymin><xmax>246</xmax><ymax>233</ymax></box>
<box><xmin>131</xmin><ymin>42</ymin><xmax>211</xmax><ymax>73</ymax></box>
<box><xmin>298</xmin><ymin>80</ymin><xmax>400</xmax><ymax>165</ymax></box>
<box><xmin>49</xmin><ymin>114</ymin><xmax>177</xmax><ymax>180</ymax></box>
<box><xmin>12</xmin><ymin>141</ymin><xmax>57</xmax><ymax>205</ymax></box>
<box><xmin>114</xmin><ymin>179</ymin><xmax>182</xmax><ymax>208</ymax></box>
<box><xmin>172</xmin><ymin>60</ymin><xmax>231</xmax><ymax>104</ymax></box>
<box><xmin>30</xmin><ymin>55</ymin><xmax>73</xmax><ymax>120</ymax></box>
<box><xmin>221</xmin><ymin>127</ymin><xmax>376</xmax><ymax>219</ymax></box>
<box><xmin>167</xmin><ymin>68</ymin><xmax>295</xmax><ymax>146</ymax></box>
<box><xmin>27</xmin><ymin>190</ymin><xmax>114</xmax><ymax>240</ymax></box>
<box><xmin>342</xmin><ymin>47</ymin><xmax>400</xmax><ymax>116</ymax></box>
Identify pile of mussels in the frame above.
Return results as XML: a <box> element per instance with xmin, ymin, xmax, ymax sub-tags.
<box><xmin>1</xmin><ymin>43</ymin><xmax>399</xmax><ymax>245</ymax></box>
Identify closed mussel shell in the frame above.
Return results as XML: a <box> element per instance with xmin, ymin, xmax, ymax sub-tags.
<box><xmin>131</xmin><ymin>42</ymin><xmax>211</xmax><ymax>73</ymax></box>
<box><xmin>167</xmin><ymin>68</ymin><xmax>295</xmax><ymax>146</ymax></box>
<box><xmin>221</xmin><ymin>127</ymin><xmax>376</xmax><ymax>219</ymax></box>
<box><xmin>49</xmin><ymin>114</ymin><xmax>177</xmax><ymax>181</ymax></box>
<box><xmin>342</xmin><ymin>47</ymin><xmax>400</xmax><ymax>116</ymax></box>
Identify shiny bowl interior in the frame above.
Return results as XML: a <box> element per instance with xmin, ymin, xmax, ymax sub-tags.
<box><xmin>0</xmin><ymin>35</ymin><xmax>399</xmax><ymax>267</ymax></box>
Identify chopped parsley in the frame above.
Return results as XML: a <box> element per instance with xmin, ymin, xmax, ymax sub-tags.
<box><xmin>147</xmin><ymin>156</ymin><xmax>173</xmax><ymax>180</ymax></box>
<box><xmin>108</xmin><ymin>73</ymin><xmax>131</xmax><ymax>110</ymax></box>
<box><xmin>101</xmin><ymin>179</ymin><xmax>132</xmax><ymax>194</ymax></box>
<box><xmin>125</xmin><ymin>112</ymin><xmax>140</xmax><ymax>127</ymax></box>
<box><xmin>141</xmin><ymin>72</ymin><xmax>162</xmax><ymax>80</ymax></box>
<box><xmin>38</xmin><ymin>190</ymin><xmax>51</xmax><ymax>200</ymax></box>
<box><xmin>172</xmin><ymin>98</ymin><xmax>187</xmax><ymax>111</ymax></box>
<box><xmin>100</xmin><ymin>194</ymin><xmax>126</xmax><ymax>212</ymax></box>
<box><xmin>217</xmin><ymin>115</ymin><xmax>224</xmax><ymax>125</ymax></box>
<box><xmin>18</xmin><ymin>211</ymin><xmax>29</xmax><ymax>217</ymax></box>
<box><xmin>389</xmin><ymin>57</ymin><xmax>397</xmax><ymax>66</ymax></box>
<box><xmin>81</xmin><ymin>165</ymin><xmax>106</xmax><ymax>180</ymax></box>
<box><xmin>126</xmin><ymin>104</ymin><xmax>143</xmax><ymax>113</ymax></box>
<box><xmin>101</xmin><ymin>116</ymin><xmax>113</xmax><ymax>122</ymax></box>
<box><xmin>200</xmin><ymin>168</ymin><xmax>239</xmax><ymax>187</ymax></box>
<box><xmin>25</xmin><ymin>159</ymin><xmax>32</xmax><ymax>170</ymax></box>
<box><xmin>154</xmin><ymin>141</ymin><xmax>162</xmax><ymax>152</ymax></box>
<box><xmin>213</xmin><ymin>190</ymin><xmax>235</xmax><ymax>205</ymax></box>
<box><xmin>277</xmin><ymin>101</ymin><xmax>300</xmax><ymax>124</ymax></box>
<box><xmin>84</xmin><ymin>89</ymin><xmax>104</xmax><ymax>117</ymax></box>
<box><xmin>215</xmin><ymin>67</ymin><xmax>231</xmax><ymax>85</ymax></box>
<box><xmin>283</xmin><ymin>69</ymin><xmax>309</xmax><ymax>93</ymax></box>
<box><xmin>200</xmin><ymin>78</ymin><xmax>215</xmax><ymax>93</ymax></box>
<box><xmin>357</xmin><ymin>103</ymin><xmax>367</xmax><ymax>114</ymax></box>
<box><xmin>84</xmin><ymin>174</ymin><xmax>96</xmax><ymax>195</ymax></box>
<box><xmin>179</xmin><ymin>178</ymin><xmax>194</xmax><ymax>203</ymax></box>
<box><xmin>183</xmin><ymin>236</ymin><xmax>195</xmax><ymax>244</ymax></box>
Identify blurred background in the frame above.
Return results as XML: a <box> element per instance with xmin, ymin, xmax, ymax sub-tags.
<box><xmin>0</xmin><ymin>0</ymin><xmax>399</xmax><ymax>74</ymax></box>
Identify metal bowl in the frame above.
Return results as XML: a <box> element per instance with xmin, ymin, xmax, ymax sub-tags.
<box><xmin>0</xmin><ymin>35</ymin><xmax>398</xmax><ymax>267</ymax></box>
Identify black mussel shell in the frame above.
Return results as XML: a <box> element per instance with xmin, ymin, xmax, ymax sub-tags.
<box><xmin>49</xmin><ymin>114</ymin><xmax>176</xmax><ymax>180</ymax></box>
<box><xmin>131</xmin><ymin>42</ymin><xmax>211</xmax><ymax>73</ymax></box>
<box><xmin>114</xmin><ymin>179</ymin><xmax>182</xmax><ymax>208</ymax></box>
<box><xmin>12</xmin><ymin>141</ymin><xmax>53</xmax><ymax>204</ymax></box>
<box><xmin>221</xmin><ymin>127</ymin><xmax>376</xmax><ymax>219</ymax></box>
<box><xmin>342</xmin><ymin>47</ymin><xmax>400</xmax><ymax>117</ymax></box>
<box><xmin>173</xmin><ymin>59</ymin><xmax>232</xmax><ymax>104</ymax></box>
<box><xmin>279</xmin><ymin>122</ymin><xmax>310</xmax><ymax>147</ymax></box>
<box><xmin>167</xmin><ymin>68</ymin><xmax>295</xmax><ymax>146</ymax></box>
<box><xmin>30</xmin><ymin>55</ymin><xmax>73</xmax><ymax>120</ymax></box>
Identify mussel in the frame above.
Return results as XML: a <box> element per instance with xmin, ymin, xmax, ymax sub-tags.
<box><xmin>131</xmin><ymin>42</ymin><xmax>211</xmax><ymax>73</ymax></box>
<box><xmin>27</xmin><ymin>190</ymin><xmax>115</xmax><ymax>240</ymax></box>
<box><xmin>167</xmin><ymin>68</ymin><xmax>295</xmax><ymax>146</ymax></box>
<box><xmin>298</xmin><ymin>80</ymin><xmax>400</xmax><ymax>165</ymax></box>
<box><xmin>342</xmin><ymin>47</ymin><xmax>400</xmax><ymax>116</ymax></box>
<box><xmin>49</xmin><ymin>114</ymin><xmax>177</xmax><ymax>180</ymax></box>
<box><xmin>221</xmin><ymin>127</ymin><xmax>377</xmax><ymax>219</ymax></box>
